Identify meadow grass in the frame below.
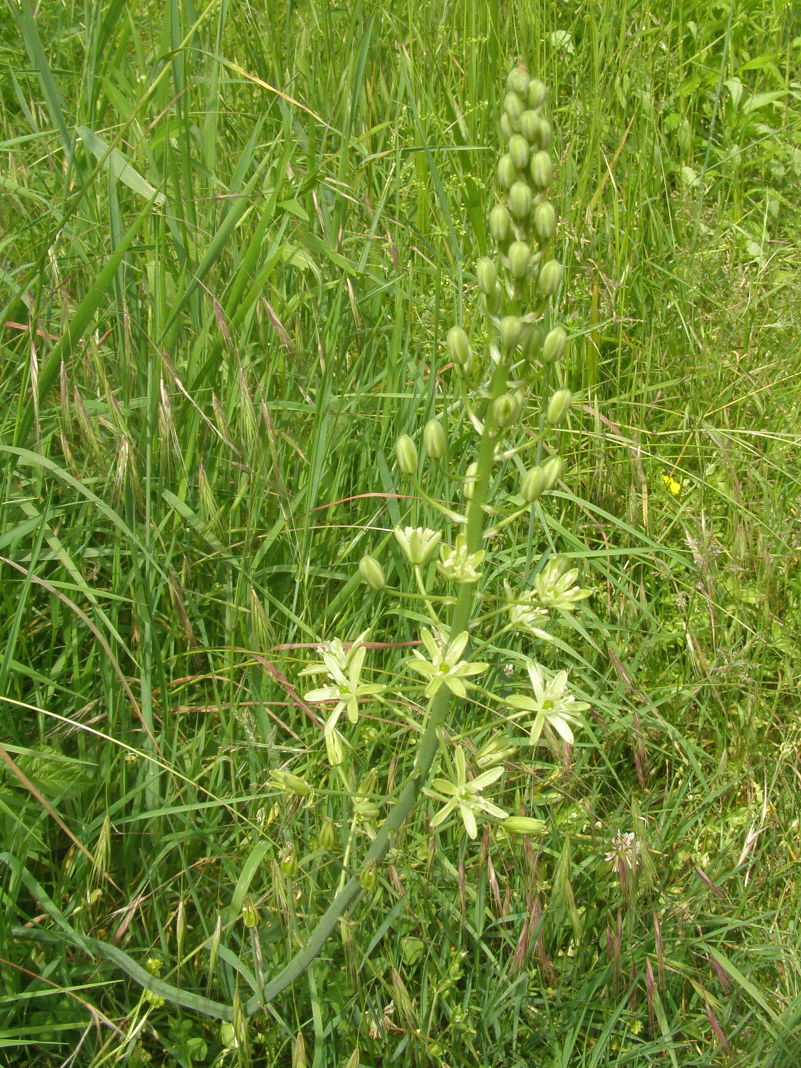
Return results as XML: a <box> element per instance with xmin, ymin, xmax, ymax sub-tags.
<box><xmin>1</xmin><ymin>1</ymin><xmax>800</xmax><ymax>1065</ymax></box>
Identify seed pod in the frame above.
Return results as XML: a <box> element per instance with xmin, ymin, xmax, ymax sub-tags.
<box><xmin>497</xmin><ymin>153</ymin><xmax>517</xmax><ymax>190</ymax></box>
<box><xmin>359</xmin><ymin>554</ymin><xmax>386</xmax><ymax>590</ymax></box>
<box><xmin>499</xmin><ymin>315</ymin><xmax>523</xmax><ymax>351</ymax></box>
<box><xmin>504</xmin><ymin>92</ymin><xmax>524</xmax><ymax>126</ymax></box>
<box><xmin>446</xmin><ymin>325</ymin><xmax>471</xmax><ymax>367</ymax></box>
<box><xmin>533</xmin><ymin>200</ymin><xmax>557</xmax><ymax>243</ymax></box>
<box><xmin>492</xmin><ymin>391</ymin><xmax>520</xmax><ymax>429</ymax></box>
<box><xmin>396</xmin><ymin>433</ymin><xmax>418</xmax><ymax>474</ymax></box>
<box><xmin>546</xmin><ymin>388</ymin><xmax>572</xmax><ymax>425</ymax></box>
<box><xmin>279</xmin><ymin>844</ymin><xmax>297</xmax><ymax>877</ymax></box>
<box><xmin>508</xmin><ymin>180</ymin><xmax>532</xmax><ymax>220</ymax></box>
<box><xmin>530</xmin><ymin>151</ymin><xmax>553</xmax><ymax>189</ymax></box>
<box><xmin>507</xmin><ymin>68</ymin><xmax>530</xmax><ymax>97</ymax></box>
<box><xmin>485</xmin><ymin>281</ymin><xmax>503</xmax><ymax>316</ymax></box>
<box><xmin>542</xmin><ymin>325</ymin><xmax>567</xmax><ymax>362</ymax></box>
<box><xmin>359</xmin><ymin>860</ymin><xmax>378</xmax><ymax>892</ymax></box>
<box><xmin>489</xmin><ymin>204</ymin><xmax>512</xmax><ymax>245</ymax></box>
<box><xmin>538</xmin><ymin>258</ymin><xmax>563</xmax><ymax>296</ymax></box>
<box><xmin>542</xmin><ymin>455</ymin><xmax>564</xmax><ymax>489</ymax></box>
<box><xmin>508</xmin><ymin>240</ymin><xmax>531</xmax><ymax>279</ymax></box>
<box><xmin>521</xmin><ymin>324</ymin><xmax>545</xmax><ymax>360</ymax></box>
<box><xmin>508</xmin><ymin>133</ymin><xmax>530</xmax><ymax>170</ymax></box>
<box><xmin>522</xmin><ymin>465</ymin><xmax>547</xmax><ymax>502</ymax></box>
<box><xmin>476</xmin><ymin>256</ymin><xmax>497</xmax><ymax>296</ymax></box>
<box><xmin>423</xmin><ymin>417</ymin><xmax>447</xmax><ymax>459</ymax></box>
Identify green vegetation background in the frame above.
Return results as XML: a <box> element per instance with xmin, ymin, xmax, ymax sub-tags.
<box><xmin>1</xmin><ymin>0</ymin><xmax>800</xmax><ymax>1064</ymax></box>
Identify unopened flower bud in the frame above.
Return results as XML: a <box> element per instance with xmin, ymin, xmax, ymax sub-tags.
<box><xmin>485</xmin><ymin>281</ymin><xmax>503</xmax><ymax>316</ymax></box>
<box><xmin>476</xmin><ymin>256</ymin><xmax>497</xmax><ymax>296</ymax></box>
<box><xmin>504</xmin><ymin>92</ymin><xmax>524</xmax><ymax>126</ymax></box>
<box><xmin>396</xmin><ymin>433</ymin><xmax>418</xmax><ymax>474</ymax></box>
<box><xmin>522</xmin><ymin>324</ymin><xmax>545</xmax><ymax>360</ymax></box>
<box><xmin>278</xmin><ymin>844</ymin><xmax>297</xmax><ymax>876</ymax></box>
<box><xmin>527</xmin><ymin>79</ymin><xmax>547</xmax><ymax>109</ymax></box>
<box><xmin>499</xmin><ymin>315</ymin><xmax>523</xmax><ymax>351</ymax></box>
<box><xmin>317</xmin><ymin>817</ymin><xmax>337</xmax><ymax>851</ymax></box>
<box><xmin>537</xmin><ymin>258</ymin><xmax>563</xmax><ymax>296</ymax></box>
<box><xmin>542</xmin><ymin>455</ymin><xmax>564</xmax><ymax>489</ymax></box>
<box><xmin>520</xmin><ymin>110</ymin><xmax>546</xmax><ymax>146</ymax></box>
<box><xmin>241</xmin><ymin>896</ymin><xmax>259</xmax><ymax>928</ymax></box>
<box><xmin>497</xmin><ymin>153</ymin><xmax>517</xmax><ymax>189</ymax></box>
<box><xmin>502</xmin><ymin>815</ymin><xmax>546</xmax><ymax>836</ymax></box>
<box><xmin>325</xmin><ymin>729</ymin><xmax>345</xmax><ymax>767</ymax></box>
<box><xmin>446</xmin><ymin>325</ymin><xmax>471</xmax><ymax>367</ymax></box>
<box><xmin>423</xmin><ymin>417</ymin><xmax>447</xmax><ymax>459</ymax></box>
<box><xmin>359</xmin><ymin>860</ymin><xmax>378</xmax><ymax>892</ymax></box>
<box><xmin>508</xmin><ymin>133</ymin><xmax>530</xmax><ymax>170</ymax></box>
<box><xmin>359</xmin><ymin>554</ymin><xmax>386</xmax><ymax>590</ymax></box>
<box><xmin>522</xmin><ymin>465</ymin><xmax>547</xmax><ymax>502</ymax></box>
<box><xmin>533</xmin><ymin>200</ymin><xmax>557</xmax><ymax>243</ymax></box>
<box><xmin>500</xmin><ymin>112</ymin><xmax>513</xmax><ymax>142</ymax></box>
<box><xmin>542</xmin><ymin>325</ymin><xmax>567</xmax><ymax>362</ymax></box>
<box><xmin>507</xmin><ymin>68</ymin><xmax>530</xmax><ymax>97</ymax></box>
<box><xmin>463</xmin><ymin>460</ymin><xmax>478</xmax><ymax>501</ymax></box>
<box><xmin>546</xmin><ymin>388</ymin><xmax>572</xmax><ymax>425</ymax></box>
<box><xmin>492</xmin><ymin>391</ymin><xmax>520</xmax><ymax>429</ymax></box>
<box><xmin>508</xmin><ymin>180</ymin><xmax>532</xmax><ymax>220</ymax></box>
<box><xmin>508</xmin><ymin>240</ymin><xmax>531</xmax><ymax>279</ymax></box>
<box><xmin>530</xmin><ymin>150</ymin><xmax>553</xmax><ymax>189</ymax></box>
<box><xmin>489</xmin><ymin>204</ymin><xmax>512</xmax><ymax>244</ymax></box>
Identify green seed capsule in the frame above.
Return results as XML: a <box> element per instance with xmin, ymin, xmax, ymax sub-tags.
<box><xmin>359</xmin><ymin>554</ymin><xmax>386</xmax><ymax>590</ymax></box>
<box><xmin>317</xmin><ymin>817</ymin><xmax>337</xmax><ymax>851</ymax></box>
<box><xmin>396</xmin><ymin>433</ymin><xmax>418</xmax><ymax>474</ymax></box>
<box><xmin>279</xmin><ymin>845</ymin><xmax>297</xmax><ymax>877</ymax></box>
<box><xmin>507</xmin><ymin>68</ymin><xmax>530</xmax><ymax>97</ymax></box>
<box><xmin>423</xmin><ymin>417</ymin><xmax>447</xmax><ymax>459</ymax></box>
<box><xmin>527</xmin><ymin>79</ymin><xmax>547</xmax><ymax>109</ymax></box>
<box><xmin>504</xmin><ymin>92</ymin><xmax>524</xmax><ymax>126</ymax></box>
<box><xmin>500</xmin><ymin>111</ymin><xmax>513</xmax><ymax>142</ymax></box>
<box><xmin>446</xmin><ymin>325</ymin><xmax>472</xmax><ymax>367</ymax></box>
<box><xmin>508</xmin><ymin>240</ymin><xmax>531</xmax><ymax>279</ymax></box>
<box><xmin>503</xmin><ymin>816</ymin><xmax>546</xmax><ymax>836</ymax></box>
<box><xmin>499</xmin><ymin>315</ymin><xmax>523</xmax><ymax>350</ymax></box>
<box><xmin>476</xmin><ymin>256</ymin><xmax>497</xmax><ymax>296</ymax></box>
<box><xmin>530</xmin><ymin>150</ymin><xmax>553</xmax><ymax>189</ymax></box>
<box><xmin>489</xmin><ymin>203</ymin><xmax>512</xmax><ymax>244</ymax></box>
<box><xmin>542</xmin><ymin>325</ymin><xmax>567</xmax><ymax>362</ymax></box>
<box><xmin>538</xmin><ymin>259</ymin><xmax>563</xmax><ymax>296</ymax></box>
<box><xmin>508</xmin><ymin>180</ymin><xmax>532</xmax><ymax>220</ymax></box>
<box><xmin>546</xmin><ymin>388</ymin><xmax>572</xmax><ymax>425</ymax></box>
<box><xmin>492</xmin><ymin>391</ymin><xmax>520</xmax><ymax>429</ymax></box>
<box><xmin>508</xmin><ymin>133</ymin><xmax>530</xmax><ymax>170</ymax></box>
<box><xmin>533</xmin><ymin>200</ymin><xmax>557</xmax><ymax>243</ymax></box>
<box><xmin>522</xmin><ymin>465</ymin><xmax>547</xmax><ymax>503</ymax></box>
<box><xmin>542</xmin><ymin>455</ymin><xmax>564</xmax><ymax>489</ymax></box>
<box><xmin>497</xmin><ymin>153</ymin><xmax>518</xmax><ymax>190</ymax></box>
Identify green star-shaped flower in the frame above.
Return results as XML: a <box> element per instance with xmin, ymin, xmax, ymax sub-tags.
<box><xmin>406</xmin><ymin>629</ymin><xmax>488</xmax><ymax>700</ymax></box>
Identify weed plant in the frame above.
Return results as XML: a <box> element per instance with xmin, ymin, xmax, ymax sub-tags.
<box><xmin>1</xmin><ymin>2</ymin><xmax>800</xmax><ymax>1066</ymax></box>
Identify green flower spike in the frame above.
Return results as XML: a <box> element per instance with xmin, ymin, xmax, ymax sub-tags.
<box><xmin>406</xmin><ymin>629</ymin><xmax>488</xmax><ymax>700</ymax></box>
<box><xmin>429</xmin><ymin>746</ymin><xmax>509</xmax><ymax>839</ymax></box>
<box><xmin>507</xmin><ymin>662</ymin><xmax>590</xmax><ymax>746</ymax></box>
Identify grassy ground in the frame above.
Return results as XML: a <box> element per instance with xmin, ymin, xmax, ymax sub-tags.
<box><xmin>1</xmin><ymin>0</ymin><xmax>800</xmax><ymax>1065</ymax></box>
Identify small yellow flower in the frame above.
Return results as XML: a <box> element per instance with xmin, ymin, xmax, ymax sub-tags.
<box><xmin>661</xmin><ymin>473</ymin><xmax>681</xmax><ymax>495</ymax></box>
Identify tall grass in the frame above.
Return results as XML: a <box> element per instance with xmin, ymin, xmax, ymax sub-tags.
<box><xmin>1</xmin><ymin>0</ymin><xmax>800</xmax><ymax>1064</ymax></box>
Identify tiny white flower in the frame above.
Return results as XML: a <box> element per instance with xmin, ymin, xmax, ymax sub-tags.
<box><xmin>393</xmin><ymin>526</ymin><xmax>442</xmax><ymax>565</ymax></box>
<box><xmin>507</xmin><ymin>661</ymin><xmax>590</xmax><ymax>745</ymax></box>
<box><xmin>406</xmin><ymin>629</ymin><xmax>488</xmax><ymax>700</ymax></box>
